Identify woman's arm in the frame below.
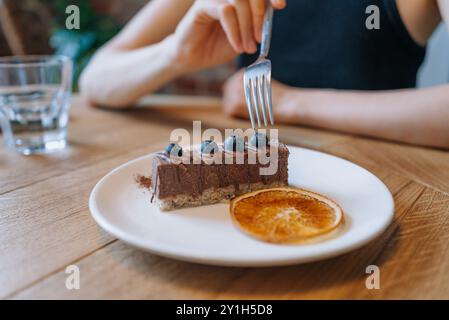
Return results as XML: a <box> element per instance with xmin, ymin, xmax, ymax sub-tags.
<box><xmin>224</xmin><ymin>73</ymin><xmax>449</xmax><ymax>149</ymax></box>
<box><xmin>80</xmin><ymin>0</ymin><xmax>287</xmax><ymax>108</ymax></box>
<box><xmin>279</xmin><ymin>85</ymin><xmax>449</xmax><ymax>149</ymax></box>
<box><xmin>224</xmin><ymin>77</ymin><xmax>449</xmax><ymax>149</ymax></box>
<box><xmin>79</xmin><ymin>0</ymin><xmax>194</xmax><ymax>107</ymax></box>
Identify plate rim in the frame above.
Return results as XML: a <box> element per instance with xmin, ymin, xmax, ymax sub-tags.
<box><xmin>89</xmin><ymin>146</ymin><xmax>395</xmax><ymax>267</ymax></box>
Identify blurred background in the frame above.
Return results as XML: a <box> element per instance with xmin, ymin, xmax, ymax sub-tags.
<box><xmin>0</xmin><ymin>0</ymin><xmax>448</xmax><ymax>95</ymax></box>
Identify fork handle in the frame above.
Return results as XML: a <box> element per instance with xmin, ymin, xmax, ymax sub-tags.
<box><xmin>260</xmin><ymin>2</ymin><xmax>274</xmax><ymax>59</ymax></box>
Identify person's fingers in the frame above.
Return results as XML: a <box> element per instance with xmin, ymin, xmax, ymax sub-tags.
<box><xmin>250</xmin><ymin>0</ymin><xmax>286</xmax><ymax>42</ymax></box>
<box><xmin>271</xmin><ymin>0</ymin><xmax>286</xmax><ymax>10</ymax></box>
<box><xmin>249</xmin><ymin>0</ymin><xmax>265</xmax><ymax>43</ymax></box>
<box><xmin>197</xmin><ymin>1</ymin><xmax>244</xmax><ymax>53</ymax></box>
<box><xmin>195</xmin><ymin>0</ymin><xmax>285</xmax><ymax>52</ymax></box>
<box><xmin>231</xmin><ymin>0</ymin><xmax>257</xmax><ymax>53</ymax></box>
<box><xmin>218</xmin><ymin>4</ymin><xmax>245</xmax><ymax>53</ymax></box>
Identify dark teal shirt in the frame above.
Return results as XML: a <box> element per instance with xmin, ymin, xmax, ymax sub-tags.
<box><xmin>239</xmin><ymin>0</ymin><xmax>426</xmax><ymax>90</ymax></box>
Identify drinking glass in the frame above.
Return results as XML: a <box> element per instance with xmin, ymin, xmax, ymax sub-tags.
<box><xmin>0</xmin><ymin>55</ymin><xmax>73</xmax><ymax>155</ymax></box>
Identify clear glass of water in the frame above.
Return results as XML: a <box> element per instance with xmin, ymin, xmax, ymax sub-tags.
<box><xmin>0</xmin><ymin>55</ymin><xmax>72</xmax><ymax>155</ymax></box>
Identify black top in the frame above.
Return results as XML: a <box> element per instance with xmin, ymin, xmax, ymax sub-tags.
<box><xmin>238</xmin><ymin>0</ymin><xmax>426</xmax><ymax>90</ymax></box>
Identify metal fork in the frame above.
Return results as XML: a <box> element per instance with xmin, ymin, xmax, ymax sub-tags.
<box><xmin>243</xmin><ymin>2</ymin><xmax>274</xmax><ymax>128</ymax></box>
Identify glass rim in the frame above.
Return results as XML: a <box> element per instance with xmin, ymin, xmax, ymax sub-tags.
<box><xmin>0</xmin><ymin>55</ymin><xmax>72</xmax><ymax>68</ymax></box>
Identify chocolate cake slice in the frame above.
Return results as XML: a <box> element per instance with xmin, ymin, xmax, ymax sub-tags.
<box><xmin>149</xmin><ymin>140</ymin><xmax>289</xmax><ymax>211</ymax></box>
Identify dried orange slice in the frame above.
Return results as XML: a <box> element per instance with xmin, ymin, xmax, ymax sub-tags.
<box><xmin>230</xmin><ymin>187</ymin><xmax>344</xmax><ymax>244</ymax></box>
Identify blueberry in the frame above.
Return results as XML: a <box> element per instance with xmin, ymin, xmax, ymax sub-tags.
<box><xmin>201</xmin><ymin>140</ymin><xmax>219</xmax><ymax>155</ymax></box>
<box><xmin>165</xmin><ymin>143</ymin><xmax>183</xmax><ymax>157</ymax></box>
<box><xmin>224</xmin><ymin>134</ymin><xmax>245</xmax><ymax>152</ymax></box>
<box><xmin>249</xmin><ymin>132</ymin><xmax>269</xmax><ymax>148</ymax></box>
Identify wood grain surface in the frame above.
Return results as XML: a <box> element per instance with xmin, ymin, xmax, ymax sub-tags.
<box><xmin>1</xmin><ymin>95</ymin><xmax>448</xmax><ymax>299</ymax></box>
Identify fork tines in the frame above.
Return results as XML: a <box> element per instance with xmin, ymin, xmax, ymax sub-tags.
<box><xmin>244</xmin><ymin>66</ymin><xmax>274</xmax><ymax>129</ymax></box>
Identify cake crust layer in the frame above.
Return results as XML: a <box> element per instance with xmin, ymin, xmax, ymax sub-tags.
<box><xmin>153</xmin><ymin>181</ymin><xmax>287</xmax><ymax>211</ymax></box>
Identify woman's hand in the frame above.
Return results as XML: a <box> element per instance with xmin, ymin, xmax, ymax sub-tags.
<box><xmin>223</xmin><ymin>69</ymin><xmax>298</xmax><ymax>123</ymax></box>
<box><xmin>170</xmin><ymin>0</ymin><xmax>286</xmax><ymax>72</ymax></box>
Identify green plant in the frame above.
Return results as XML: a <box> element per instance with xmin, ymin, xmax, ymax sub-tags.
<box><xmin>44</xmin><ymin>0</ymin><xmax>121</xmax><ymax>90</ymax></box>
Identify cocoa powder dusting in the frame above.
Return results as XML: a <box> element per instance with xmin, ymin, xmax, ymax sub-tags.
<box><xmin>135</xmin><ymin>174</ymin><xmax>152</xmax><ymax>190</ymax></box>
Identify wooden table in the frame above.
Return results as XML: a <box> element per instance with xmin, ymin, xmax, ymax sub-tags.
<box><xmin>1</xmin><ymin>95</ymin><xmax>449</xmax><ymax>299</ymax></box>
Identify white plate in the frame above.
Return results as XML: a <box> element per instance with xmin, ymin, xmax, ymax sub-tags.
<box><xmin>89</xmin><ymin>146</ymin><xmax>394</xmax><ymax>267</ymax></box>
